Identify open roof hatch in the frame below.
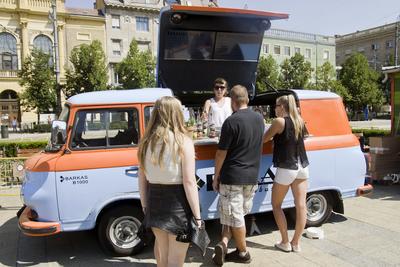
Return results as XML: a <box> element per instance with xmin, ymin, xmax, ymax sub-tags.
<box><xmin>157</xmin><ymin>5</ymin><xmax>289</xmax><ymax>105</ymax></box>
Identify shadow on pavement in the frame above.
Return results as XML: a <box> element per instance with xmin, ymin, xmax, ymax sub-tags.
<box><xmin>365</xmin><ymin>184</ymin><xmax>400</xmax><ymax>201</ymax></box>
<box><xmin>0</xmin><ymin>207</ymin><xmax>352</xmax><ymax>266</ymax></box>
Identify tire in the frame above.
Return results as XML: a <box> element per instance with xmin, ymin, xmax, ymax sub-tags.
<box><xmin>306</xmin><ymin>191</ymin><xmax>333</xmax><ymax>227</ymax></box>
<box><xmin>97</xmin><ymin>205</ymin><xmax>145</xmax><ymax>256</ymax></box>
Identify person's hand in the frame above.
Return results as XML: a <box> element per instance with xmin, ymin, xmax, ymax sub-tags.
<box><xmin>195</xmin><ymin>219</ymin><xmax>202</xmax><ymax>228</ymax></box>
<box><xmin>212</xmin><ymin>175</ymin><xmax>220</xmax><ymax>192</ymax></box>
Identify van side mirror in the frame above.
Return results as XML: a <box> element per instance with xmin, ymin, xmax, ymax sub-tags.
<box><xmin>51</xmin><ymin>120</ymin><xmax>67</xmax><ymax>146</ymax></box>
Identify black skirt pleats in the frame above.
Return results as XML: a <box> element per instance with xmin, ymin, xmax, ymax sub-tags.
<box><xmin>145</xmin><ymin>183</ymin><xmax>192</xmax><ymax>237</ymax></box>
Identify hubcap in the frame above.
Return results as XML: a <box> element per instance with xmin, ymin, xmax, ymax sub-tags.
<box><xmin>109</xmin><ymin>216</ymin><xmax>141</xmax><ymax>249</ymax></box>
<box><xmin>307</xmin><ymin>194</ymin><xmax>327</xmax><ymax>222</ymax></box>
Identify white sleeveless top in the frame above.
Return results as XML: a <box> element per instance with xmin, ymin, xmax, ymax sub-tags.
<box><xmin>208</xmin><ymin>97</ymin><xmax>232</xmax><ymax>128</ymax></box>
<box><xmin>145</xmin><ymin>132</ymin><xmax>183</xmax><ymax>185</ymax></box>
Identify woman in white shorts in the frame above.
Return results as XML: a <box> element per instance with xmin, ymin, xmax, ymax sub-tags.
<box><xmin>263</xmin><ymin>94</ymin><xmax>309</xmax><ymax>253</ymax></box>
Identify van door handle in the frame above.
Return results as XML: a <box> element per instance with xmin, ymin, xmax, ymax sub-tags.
<box><xmin>125</xmin><ymin>167</ymin><xmax>139</xmax><ymax>175</ymax></box>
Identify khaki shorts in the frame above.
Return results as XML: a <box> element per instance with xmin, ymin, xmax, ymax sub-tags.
<box><xmin>218</xmin><ymin>184</ymin><xmax>257</xmax><ymax>227</ymax></box>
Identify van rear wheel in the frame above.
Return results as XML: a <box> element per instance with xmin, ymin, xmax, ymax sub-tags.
<box><xmin>306</xmin><ymin>191</ymin><xmax>333</xmax><ymax>227</ymax></box>
<box><xmin>98</xmin><ymin>205</ymin><xmax>145</xmax><ymax>256</ymax></box>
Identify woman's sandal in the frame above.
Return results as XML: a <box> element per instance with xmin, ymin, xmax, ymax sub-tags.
<box><xmin>291</xmin><ymin>243</ymin><xmax>301</xmax><ymax>253</ymax></box>
<box><xmin>274</xmin><ymin>242</ymin><xmax>292</xmax><ymax>252</ymax></box>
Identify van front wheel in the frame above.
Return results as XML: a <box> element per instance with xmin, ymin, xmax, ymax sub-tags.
<box><xmin>306</xmin><ymin>191</ymin><xmax>333</xmax><ymax>227</ymax></box>
<box><xmin>98</xmin><ymin>206</ymin><xmax>145</xmax><ymax>256</ymax></box>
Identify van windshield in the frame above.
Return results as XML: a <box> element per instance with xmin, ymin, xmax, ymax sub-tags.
<box><xmin>164</xmin><ymin>30</ymin><xmax>260</xmax><ymax>61</ymax></box>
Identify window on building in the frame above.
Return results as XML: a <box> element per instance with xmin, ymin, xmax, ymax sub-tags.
<box><xmin>305</xmin><ymin>48</ymin><xmax>311</xmax><ymax>59</ymax></box>
<box><xmin>284</xmin><ymin>46</ymin><xmax>290</xmax><ymax>56</ymax></box>
<box><xmin>386</xmin><ymin>40</ymin><xmax>393</xmax><ymax>49</ymax></box>
<box><xmin>371</xmin><ymin>43</ymin><xmax>379</xmax><ymax>50</ymax></box>
<box><xmin>136</xmin><ymin>16</ymin><xmax>149</xmax><ymax>32</ymax></box>
<box><xmin>0</xmin><ymin>32</ymin><xmax>18</xmax><ymax>70</ymax></box>
<box><xmin>111</xmin><ymin>64</ymin><xmax>119</xmax><ymax>85</ymax></box>
<box><xmin>77</xmin><ymin>33</ymin><xmax>91</xmax><ymax>41</ymax></box>
<box><xmin>111</xmin><ymin>39</ymin><xmax>122</xmax><ymax>56</ymax></box>
<box><xmin>294</xmin><ymin>47</ymin><xmax>301</xmax><ymax>55</ymax></box>
<box><xmin>263</xmin><ymin>44</ymin><xmax>269</xmax><ymax>54</ymax></box>
<box><xmin>274</xmin><ymin>45</ymin><xmax>281</xmax><ymax>55</ymax></box>
<box><xmin>111</xmin><ymin>15</ymin><xmax>120</xmax><ymax>29</ymax></box>
<box><xmin>33</xmin><ymin>35</ymin><xmax>53</xmax><ymax>66</ymax></box>
<box><xmin>323</xmin><ymin>50</ymin><xmax>329</xmax><ymax>60</ymax></box>
<box><xmin>137</xmin><ymin>41</ymin><xmax>150</xmax><ymax>52</ymax></box>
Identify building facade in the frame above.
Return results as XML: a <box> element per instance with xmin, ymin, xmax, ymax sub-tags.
<box><xmin>336</xmin><ymin>22</ymin><xmax>400</xmax><ymax>71</ymax></box>
<box><xmin>0</xmin><ymin>0</ymin><xmax>105</xmax><ymax>125</ymax></box>
<box><xmin>95</xmin><ymin>0</ymin><xmax>164</xmax><ymax>86</ymax></box>
<box><xmin>96</xmin><ymin>0</ymin><xmax>216</xmax><ymax>86</ymax></box>
<box><xmin>261</xmin><ymin>28</ymin><xmax>336</xmax><ymax>80</ymax></box>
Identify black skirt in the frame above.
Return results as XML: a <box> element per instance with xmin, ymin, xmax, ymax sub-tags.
<box><xmin>145</xmin><ymin>183</ymin><xmax>192</xmax><ymax>237</ymax></box>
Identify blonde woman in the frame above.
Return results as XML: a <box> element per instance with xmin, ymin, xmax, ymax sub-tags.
<box><xmin>263</xmin><ymin>94</ymin><xmax>309</xmax><ymax>253</ymax></box>
<box><xmin>138</xmin><ymin>96</ymin><xmax>201</xmax><ymax>267</ymax></box>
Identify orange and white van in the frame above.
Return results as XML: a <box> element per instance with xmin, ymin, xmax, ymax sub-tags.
<box><xmin>18</xmin><ymin>5</ymin><xmax>372</xmax><ymax>256</ymax></box>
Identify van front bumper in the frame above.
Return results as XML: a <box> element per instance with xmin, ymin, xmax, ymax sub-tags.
<box><xmin>17</xmin><ymin>206</ymin><xmax>61</xmax><ymax>236</ymax></box>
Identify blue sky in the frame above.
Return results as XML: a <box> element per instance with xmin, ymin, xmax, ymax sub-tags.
<box><xmin>66</xmin><ymin>0</ymin><xmax>400</xmax><ymax>36</ymax></box>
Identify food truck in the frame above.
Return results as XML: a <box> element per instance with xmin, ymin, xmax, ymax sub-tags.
<box><xmin>18</xmin><ymin>4</ymin><xmax>372</xmax><ymax>256</ymax></box>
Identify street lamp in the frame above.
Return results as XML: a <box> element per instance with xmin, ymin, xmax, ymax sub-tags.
<box><xmin>49</xmin><ymin>0</ymin><xmax>61</xmax><ymax>116</ymax></box>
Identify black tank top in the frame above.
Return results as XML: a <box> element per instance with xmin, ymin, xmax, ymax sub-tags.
<box><xmin>272</xmin><ymin>117</ymin><xmax>309</xmax><ymax>170</ymax></box>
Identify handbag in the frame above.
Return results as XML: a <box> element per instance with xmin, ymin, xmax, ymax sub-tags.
<box><xmin>176</xmin><ymin>217</ymin><xmax>210</xmax><ymax>256</ymax></box>
<box><xmin>189</xmin><ymin>217</ymin><xmax>210</xmax><ymax>256</ymax></box>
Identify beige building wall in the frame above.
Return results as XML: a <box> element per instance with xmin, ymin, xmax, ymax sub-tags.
<box><xmin>97</xmin><ymin>0</ymin><xmax>163</xmax><ymax>86</ymax></box>
<box><xmin>64</xmin><ymin>9</ymin><xmax>106</xmax><ymax>74</ymax></box>
<box><xmin>336</xmin><ymin>22</ymin><xmax>398</xmax><ymax>70</ymax></box>
<box><xmin>0</xmin><ymin>0</ymin><xmax>105</xmax><ymax>126</ymax></box>
<box><xmin>99</xmin><ymin>0</ymin><xmax>214</xmax><ymax>86</ymax></box>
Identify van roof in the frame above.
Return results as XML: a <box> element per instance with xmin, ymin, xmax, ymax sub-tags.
<box><xmin>66</xmin><ymin>88</ymin><xmax>174</xmax><ymax>106</ymax></box>
<box><xmin>294</xmin><ymin>90</ymin><xmax>340</xmax><ymax>100</ymax></box>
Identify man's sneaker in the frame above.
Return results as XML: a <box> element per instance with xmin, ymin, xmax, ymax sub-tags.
<box><xmin>225</xmin><ymin>249</ymin><xmax>252</xmax><ymax>264</ymax></box>
<box><xmin>212</xmin><ymin>242</ymin><xmax>227</xmax><ymax>266</ymax></box>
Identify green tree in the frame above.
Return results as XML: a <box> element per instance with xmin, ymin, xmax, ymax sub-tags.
<box><xmin>314</xmin><ymin>61</ymin><xmax>336</xmax><ymax>90</ymax></box>
<box><xmin>117</xmin><ymin>40</ymin><xmax>156</xmax><ymax>89</ymax></box>
<box><xmin>65</xmin><ymin>40</ymin><xmax>108</xmax><ymax>97</ymax></box>
<box><xmin>256</xmin><ymin>55</ymin><xmax>280</xmax><ymax>93</ymax></box>
<box><xmin>310</xmin><ymin>61</ymin><xmax>351</xmax><ymax>104</ymax></box>
<box><xmin>279</xmin><ymin>53</ymin><xmax>312</xmax><ymax>89</ymax></box>
<box><xmin>339</xmin><ymin>53</ymin><xmax>383</xmax><ymax>112</ymax></box>
<box><xmin>18</xmin><ymin>49</ymin><xmax>56</xmax><ymax>124</ymax></box>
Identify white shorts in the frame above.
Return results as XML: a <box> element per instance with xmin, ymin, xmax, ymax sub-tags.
<box><xmin>275</xmin><ymin>164</ymin><xmax>309</xmax><ymax>185</ymax></box>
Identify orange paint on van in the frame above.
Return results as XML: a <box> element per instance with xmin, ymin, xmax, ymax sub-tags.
<box><xmin>300</xmin><ymin>98</ymin><xmax>352</xmax><ymax>137</ymax></box>
<box><xmin>18</xmin><ymin>207</ymin><xmax>61</xmax><ymax>236</ymax></box>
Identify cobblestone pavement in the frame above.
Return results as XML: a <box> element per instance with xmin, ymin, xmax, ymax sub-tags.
<box><xmin>1</xmin><ymin>184</ymin><xmax>399</xmax><ymax>266</ymax></box>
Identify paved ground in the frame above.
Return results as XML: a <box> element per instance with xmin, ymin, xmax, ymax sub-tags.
<box><xmin>0</xmin><ymin>184</ymin><xmax>399</xmax><ymax>267</ymax></box>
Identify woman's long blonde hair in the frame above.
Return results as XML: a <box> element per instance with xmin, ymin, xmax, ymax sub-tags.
<box><xmin>277</xmin><ymin>94</ymin><xmax>304</xmax><ymax>140</ymax></box>
<box><xmin>138</xmin><ymin>96</ymin><xmax>188</xmax><ymax>172</ymax></box>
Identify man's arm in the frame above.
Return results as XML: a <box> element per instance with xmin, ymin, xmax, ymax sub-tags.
<box><xmin>213</xmin><ymin>149</ymin><xmax>227</xmax><ymax>192</ymax></box>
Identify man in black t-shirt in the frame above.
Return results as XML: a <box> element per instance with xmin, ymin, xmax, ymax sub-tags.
<box><xmin>212</xmin><ymin>85</ymin><xmax>264</xmax><ymax>265</ymax></box>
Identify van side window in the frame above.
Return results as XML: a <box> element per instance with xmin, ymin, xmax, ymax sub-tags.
<box><xmin>71</xmin><ymin>108</ymin><xmax>139</xmax><ymax>149</ymax></box>
<box><xmin>144</xmin><ymin>106</ymin><xmax>153</xmax><ymax>127</ymax></box>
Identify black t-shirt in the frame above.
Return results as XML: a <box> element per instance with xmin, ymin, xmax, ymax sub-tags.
<box><xmin>218</xmin><ymin>108</ymin><xmax>265</xmax><ymax>185</ymax></box>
